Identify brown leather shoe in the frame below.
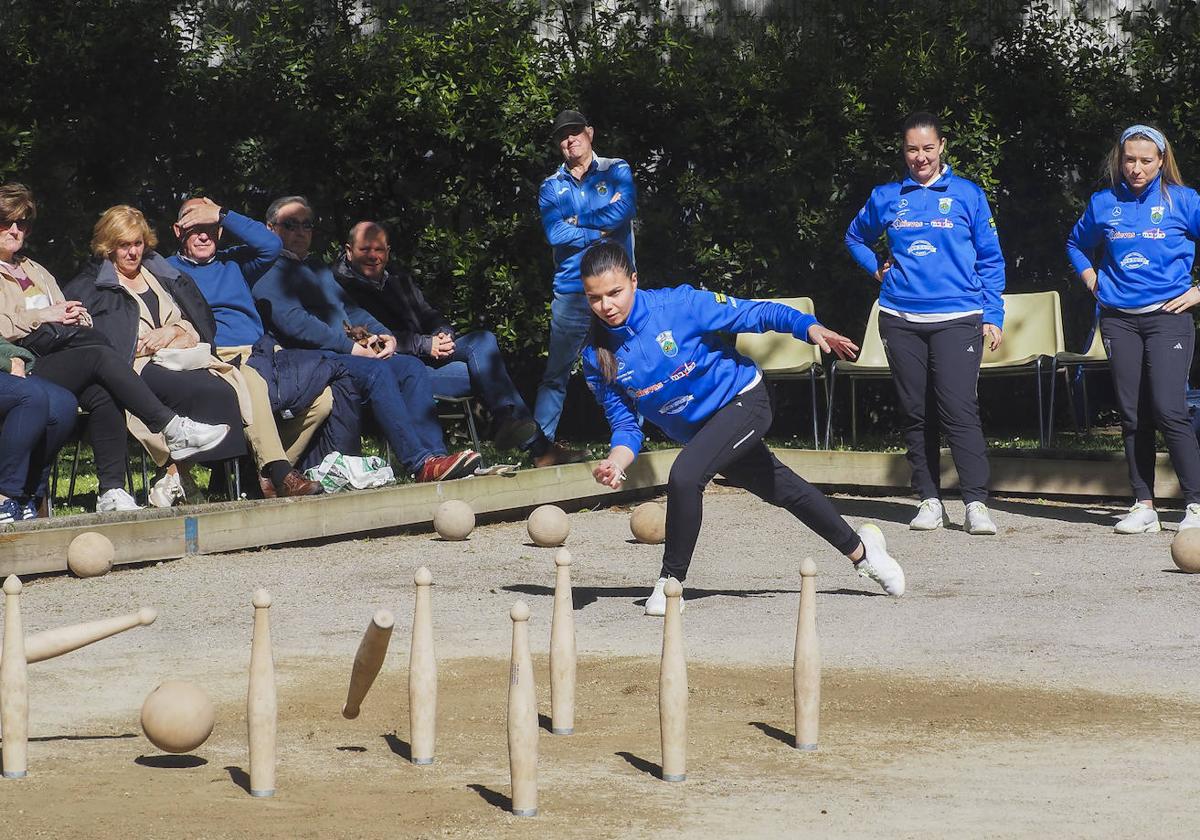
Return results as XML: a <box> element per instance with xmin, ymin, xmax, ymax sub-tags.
<box><xmin>258</xmin><ymin>476</ymin><xmax>277</xmax><ymax>499</ymax></box>
<box><xmin>416</xmin><ymin>450</ymin><xmax>482</xmax><ymax>482</ymax></box>
<box><xmin>278</xmin><ymin>469</ymin><xmax>323</xmax><ymax>497</ymax></box>
<box><xmin>534</xmin><ymin>441</ymin><xmax>589</xmax><ymax>468</ymax></box>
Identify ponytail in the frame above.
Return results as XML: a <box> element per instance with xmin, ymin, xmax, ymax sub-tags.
<box><xmin>581</xmin><ymin>242</ymin><xmax>632</xmax><ymax>384</ymax></box>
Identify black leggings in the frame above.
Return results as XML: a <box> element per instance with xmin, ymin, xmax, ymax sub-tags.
<box><xmin>661</xmin><ymin>379</ymin><xmax>860</xmax><ymax>581</ymax></box>
<box><xmin>31</xmin><ymin>345</ymin><xmax>176</xmax><ymax>492</ymax></box>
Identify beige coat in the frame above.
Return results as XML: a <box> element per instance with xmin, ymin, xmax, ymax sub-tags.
<box><xmin>0</xmin><ymin>256</ymin><xmax>92</xmax><ymax>341</ymax></box>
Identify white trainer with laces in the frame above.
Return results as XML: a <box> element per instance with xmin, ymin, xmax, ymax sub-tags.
<box><xmin>148</xmin><ymin>470</ymin><xmax>186</xmax><ymax>509</ymax></box>
<box><xmin>163</xmin><ymin>416</ymin><xmax>230</xmax><ymax>461</ymax></box>
<box><xmin>964</xmin><ymin>501</ymin><xmax>997</xmax><ymax>536</ymax></box>
<box><xmin>1179</xmin><ymin>503</ymin><xmax>1200</xmax><ymax>531</ymax></box>
<box><xmin>909</xmin><ymin>498</ymin><xmax>948</xmax><ymax>531</ymax></box>
<box><xmin>855</xmin><ymin>523</ymin><xmax>906</xmax><ymax>597</ymax></box>
<box><xmin>96</xmin><ymin>488</ymin><xmax>142</xmax><ymax>513</ymax></box>
<box><xmin>644</xmin><ymin>577</ymin><xmax>685</xmax><ymax>617</ymax></box>
<box><xmin>1114</xmin><ymin>503</ymin><xmax>1160</xmax><ymax>534</ymax></box>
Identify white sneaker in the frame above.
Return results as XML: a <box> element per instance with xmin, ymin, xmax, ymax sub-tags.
<box><xmin>148</xmin><ymin>470</ymin><xmax>186</xmax><ymax>508</ymax></box>
<box><xmin>1179</xmin><ymin>503</ymin><xmax>1200</xmax><ymax>531</ymax></box>
<box><xmin>163</xmin><ymin>416</ymin><xmax>230</xmax><ymax>461</ymax></box>
<box><xmin>644</xmin><ymin>577</ymin><xmax>685</xmax><ymax>617</ymax></box>
<box><xmin>1114</xmin><ymin>503</ymin><xmax>1161</xmax><ymax>534</ymax></box>
<box><xmin>96</xmin><ymin>487</ymin><xmax>142</xmax><ymax>513</ymax></box>
<box><xmin>909</xmin><ymin>498</ymin><xmax>948</xmax><ymax>531</ymax></box>
<box><xmin>964</xmin><ymin>501</ymin><xmax>997</xmax><ymax>536</ymax></box>
<box><xmin>855</xmin><ymin>523</ymin><xmax>905</xmax><ymax>597</ymax></box>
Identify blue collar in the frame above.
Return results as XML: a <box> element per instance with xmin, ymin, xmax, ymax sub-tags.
<box><xmin>1115</xmin><ymin>171</ymin><xmax>1164</xmax><ymax>203</ymax></box>
<box><xmin>900</xmin><ymin>165</ymin><xmax>954</xmax><ymax>194</ymax></box>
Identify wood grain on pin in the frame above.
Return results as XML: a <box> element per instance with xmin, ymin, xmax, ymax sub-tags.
<box><xmin>659</xmin><ymin>577</ymin><xmax>687</xmax><ymax>783</ymax></box>
<box><xmin>550</xmin><ymin>548</ymin><xmax>576</xmax><ymax>735</ymax></box>
<box><xmin>247</xmin><ymin>588</ymin><xmax>276</xmax><ymax>797</ymax></box>
<box><xmin>794</xmin><ymin>557</ymin><xmax>821</xmax><ymax>751</ymax></box>
<box><xmin>15</xmin><ymin>608</ymin><xmax>157</xmax><ymax>666</ymax></box>
<box><xmin>409</xmin><ymin>566</ymin><xmax>437</xmax><ymax>765</ymax></box>
<box><xmin>342</xmin><ymin>609</ymin><xmax>394</xmax><ymax>719</ymax></box>
<box><xmin>1</xmin><ymin>575</ymin><xmax>28</xmax><ymax>778</ymax></box>
<box><xmin>507</xmin><ymin>601</ymin><xmax>538</xmax><ymax>816</ymax></box>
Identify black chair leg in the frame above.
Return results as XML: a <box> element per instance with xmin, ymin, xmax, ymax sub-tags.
<box><xmin>1047</xmin><ymin>361</ymin><xmax>1059</xmax><ymax>444</ymax></box>
<box><xmin>809</xmin><ymin>370</ymin><xmax>820</xmax><ymax>450</ymax></box>
<box><xmin>824</xmin><ymin>366</ymin><xmax>838</xmax><ymax>449</ymax></box>
<box><xmin>1035</xmin><ymin>358</ymin><xmax>1046</xmax><ymax>447</ymax></box>
<box><xmin>67</xmin><ymin>439</ymin><xmax>82</xmax><ymax>505</ymax></box>
<box><xmin>850</xmin><ymin>378</ymin><xmax>858</xmax><ymax>447</ymax></box>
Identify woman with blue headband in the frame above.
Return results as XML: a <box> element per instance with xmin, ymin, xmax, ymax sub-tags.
<box><xmin>1067</xmin><ymin>123</ymin><xmax>1200</xmax><ymax>533</ymax></box>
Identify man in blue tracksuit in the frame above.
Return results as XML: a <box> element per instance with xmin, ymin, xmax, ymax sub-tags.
<box><xmin>1066</xmin><ymin>123</ymin><xmax>1200</xmax><ymax>533</ymax></box>
<box><xmin>845</xmin><ymin>112</ymin><xmax>1005</xmax><ymax>536</ymax></box>
<box><xmin>580</xmin><ymin>241</ymin><xmax>906</xmax><ymax>616</ymax></box>
<box><xmin>534</xmin><ymin>109</ymin><xmax>636</xmax><ymax>464</ymax></box>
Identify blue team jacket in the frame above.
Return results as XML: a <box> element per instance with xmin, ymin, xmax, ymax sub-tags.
<box><xmin>582</xmin><ymin>286</ymin><xmax>819</xmax><ymax>455</ymax></box>
<box><xmin>845</xmin><ymin>167</ymin><xmax>1006</xmax><ymax>327</ymax></box>
<box><xmin>1066</xmin><ymin>174</ymin><xmax>1200</xmax><ymax>310</ymax></box>
<box><xmin>539</xmin><ymin>155</ymin><xmax>637</xmax><ymax>295</ymax></box>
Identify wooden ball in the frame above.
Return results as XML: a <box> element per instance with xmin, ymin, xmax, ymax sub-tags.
<box><xmin>527</xmin><ymin>504</ymin><xmax>569</xmax><ymax>547</ymax></box>
<box><xmin>629</xmin><ymin>502</ymin><xmax>666</xmax><ymax>544</ymax></box>
<box><xmin>434</xmin><ymin>500</ymin><xmax>475</xmax><ymax>541</ymax></box>
<box><xmin>140</xmin><ymin>680</ymin><xmax>215</xmax><ymax>754</ymax></box>
<box><xmin>67</xmin><ymin>532</ymin><xmax>115</xmax><ymax>578</ymax></box>
<box><xmin>1171</xmin><ymin>528</ymin><xmax>1200</xmax><ymax>573</ymax></box>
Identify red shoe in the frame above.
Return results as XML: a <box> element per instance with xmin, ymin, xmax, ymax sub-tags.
<box><xmin>416</xmin><ymin>450</ymin><xmax>482</xmax><ymax>482</ymax></box>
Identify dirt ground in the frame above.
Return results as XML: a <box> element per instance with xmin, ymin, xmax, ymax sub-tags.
<box><xmin>2</xmin><ymin>486</ymin><xmax>1200</xmax><ymax>838</ymax></box>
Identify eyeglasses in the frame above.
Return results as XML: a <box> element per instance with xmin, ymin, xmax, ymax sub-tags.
<box><xmin>0</xmin><ymin>218</ymin><xmax>31</xmax><ymax>232</ymax></box>
<box><xmin>278</xmin><ymin>219</ymin><xmax>314</xmax><ymax>232</ymax></box>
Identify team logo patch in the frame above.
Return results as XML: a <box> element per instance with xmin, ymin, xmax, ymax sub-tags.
<box><xmin>617</xmin><ymin>359</ymin><xmax>626</xmax><ymax>371</ymax></box>
<box><xmin>1119</xmin><ymin>251</ymin><xmax>1150</xmax><ymax>270</ymax></box>
<box><xmin>938</xmin><ymin>197</ymin><xmax>953</xmax><ymax>215</ymax></box>
<box><xmin>1112</xmin><ymin>206</ymin><xmax>1122</xmax><ymax>217</ymax></box>
<box><xmin>1151</xmin><ymin>205</ymin><xmax>1165</xmax><ymax>224</ymax></box>
<box><xmin>930</xmin><ymin>218</ymin><xmax>954</xmax><ymax>229</ymax></box>
<box><xmin>898</xmin><ymin>198</ymin><xmax>909</xmax><ymax>209</ymax></box>
<box><xmin>659</xmin><ymin>394</ymin><xmax>695</xmax><ymax>416</ymax></box>
<box><xmin>656</xmin><ymin>330</ymin><xmax>679</xmax><ymax>358</ymax></box>
<box><xmin>596</xmin><ymin>181</ymin><xmax>608</xmax><ymax>196</ymax></box>
<box><xmin>907</xmin><ymin>239</ymin><xmax>938</xmax><ymax>257</ymax></box>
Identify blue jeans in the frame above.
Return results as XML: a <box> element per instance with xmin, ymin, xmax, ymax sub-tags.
<box><xmin>426</xmin><ymin>331</ymin><xmax>530</xmax><ymax>420</ymax></box>
<box><xmin>534</xmin><ymin>291</ymin><xmax>592</xmax><ymax>441</ymax></box>
<box><xmin>322</xmin><ymin>353</ymin><xmax>447</xmax><ymax>473</ymax></box>
<box><xmin>0</xmin><ymin>374</ymin><xmax>78</xmax><ymax>499</ymax></box>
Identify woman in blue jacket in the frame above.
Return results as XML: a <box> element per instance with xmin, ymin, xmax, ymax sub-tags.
<box><xmin>1066</xmin><ymin>124</ymin><xmax>1200</xmax><ymax>534</ymax></box>
<box><xmin>581</xmin><ymin>241</ymin><xmax>906</xmax><ymax>615</ymax></box>
<box><xmin>845</xmin><ymin>112</ymin><xmax>1006</xmax><ymax>536</ymax></box>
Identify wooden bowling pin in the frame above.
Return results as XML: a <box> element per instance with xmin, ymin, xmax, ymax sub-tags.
<box><xmin>659</xmin><ymin>577</ymin><xmax>686</xmax><ymax>782</ymax></box>
<box><xmin>409</xmin><ymin>567</ymin><xmax>437</xmax><ymax>765</ymax></box>
<box><xmin>342</xmin><ymin>609</ymin><xmax>394</xmax><ymax>719</ymax></box>
<box><xmin>247</xmin><ymin>589</ymin><xmax>276</xmax><ymax>797</ymax></box>
<box><xmin>21</xmin><ymin>608</ymin><xmax>157</xmax><ymax>665</ymax></box>
<box><xmin>794</xmin><ymin>557</ymin><xmax>821</xmax><ymax>751</ymax></box>
<box><xmin>507</xmin><ymin>601</ymin><xmax>538</xmax><ymax>816</ymax></box>
<box><xmin>549</xmin><ymin>548</ymin><xmax>576</xmax><ymax>735</ymax></box>
<box><xmin>1</xmin><ymin>576</ymin><xmax>28</xmax><ymax>779</ymax></box>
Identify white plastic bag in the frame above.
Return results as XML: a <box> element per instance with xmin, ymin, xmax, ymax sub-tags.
<box><xmin>303</xmin><ymin>452</ymin><xmax>395</xmax><ymax>493</ymax></box>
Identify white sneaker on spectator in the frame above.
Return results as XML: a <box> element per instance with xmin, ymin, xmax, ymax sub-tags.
<box><xmin>964</xmin><ymin>501</ymin><xmax>997</xmax><ymax>535</ymax></box>
<box><xmin>148</xmin><ymin>470</ymin><xmax>186</xmax><ymax>509</ymax></box>
<box><xmin>163</xmin><ymin>416</ymin><xmax>230</xmax><ymax>461</ymax></box>
<box><xmin>909</xmin><ymin>498</ymin><xmax>948</xmax><ymax>531</ymax></box>
<box><xmin>855</xmin><ymin>523</ymin><xmax>906</xmax><ymax>596</ymax></box>
<box><xmin>1179</xmin><ymin>503</ymin><xmax>1200</xmax><ymax>531</ymax></box>
<box><xmin>97</xmin><ymin>488</ymin><xmax>142</xmax><ymax>513</ymax></box>
<box><xmin>644</xmin><ymin>576</ymin><xmax>685</xmax><ymax>616</ymax></box>
<box><xmin>1114</xmin><ymin>503</ymin><xmax>1160</xmax><ymax>534</ymax></box>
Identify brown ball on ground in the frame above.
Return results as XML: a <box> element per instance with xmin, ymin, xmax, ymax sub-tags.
<box><xmin>527</xmin><ymin>504</ymin><xmax>569</xmax><ymax>547</ymax></box>
<box><xmin>1170</xmin><ymin>528</ymin><xmax>1200</xmax><ymax>573</ymax></box>
<box><xmin>67</xmin><ymin>531</ymin><xmax>115</xmax><ymax>578</ymax></box>
<box><xmin>434</xmin><ymin>499</ymin><xmax>475</xmax><ymax>541</ymax></box>
<box><xmin>140</xmin><ymin>680</ymin><xmax>216</xmax><ymax>754</ymax></box>
<box><xmin>629</xmin><ymin>502</ymin><xmax>666</xmax><ymax>544</ymax></box>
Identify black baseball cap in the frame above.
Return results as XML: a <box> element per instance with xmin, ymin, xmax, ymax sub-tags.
<box><xmin>552</xmin><ymin>110</ymin><xmax>589</xmax><ymax>137</ymax></box>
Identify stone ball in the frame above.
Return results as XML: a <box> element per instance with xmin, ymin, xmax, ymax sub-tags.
<box><xmin>67</xmin><ymin>532</ymin><xmax>115</xmax><ymax>578</ymax></box>
<box><xmin>629</xmin><ymin>502</ymin><xmax>666</xmax><ymax>545</ymax></box>
<box><xmin>527</xmin><ymin>504</ymin><xmax>569</xmax><ymax>547</ymax></box>
<box><xmin>434</xmin><ymin>500</ymin><xmax>475</xmax><ymax>541</ymax></box>
<box><xmin>140</xmin><ymin>680</ymin><xmax>215</xmax><ymax>754</ymax></box>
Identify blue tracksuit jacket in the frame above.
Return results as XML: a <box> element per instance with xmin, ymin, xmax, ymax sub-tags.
<box><xmin>1066</xmin><ymin>174</ymin><xmax>1200</xmax><ymax>310</ymax></box>
<box><xmin>845</xmin><ymin>167</ymin><xmax>1006</xmax><ymax>327</ymax></box>
<box><xmin>539</xmin><ymin>155</ymin><xmax>637</xmax><ymax>295</ymax></box>
<box><xmin>582</xmin><ymin>286</ymin><xmax>819</xmax><ymax>455</ymax></box>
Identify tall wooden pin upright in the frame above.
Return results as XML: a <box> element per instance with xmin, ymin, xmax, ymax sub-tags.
<box><xmin>409</xmin><ymin>567</ymin><xmax>437</xmax><ymax>765</ymax></box>
<box><xmin>507</xmin><ymin>601</ymin><xmax>538</xmax><ymax>816</ymax></box>
<box><xmin>794</xmin><ymin>557</ymin><xmax>821</xmax><ymax>751</ymax></box>
<box><xmin>247</xmin><ymin>588</ymin><xmax>277</xmax><ymax>797</ymax></box>
<box><xmin>342</xmin><ymin>609</ymin><xmax>394</xmax><ymax>719</ymax></box>
<box><xmin>549</xmin><ymin>548</ymin><xmax>576</xmax><ymax>735</ymax></box>
<box><xmin>659</xmin><ymin>577</ymin><xmax>687</xmax><ymax>782</ymax></box>
<box><xmin>1</xmin><ymin>575</ymin><xmax>28</xmax><ymax>779</ymax></box>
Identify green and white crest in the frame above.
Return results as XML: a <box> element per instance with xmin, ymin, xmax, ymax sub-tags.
<box><xmin>1151</xmin><ymin>205</ymin><xmax>1165</xmax><ymax>224</ymax></box>
<box><xmin>938</xmin><ymin>197</ymin><xmax>953</xmax><ymax>215</ymax></box>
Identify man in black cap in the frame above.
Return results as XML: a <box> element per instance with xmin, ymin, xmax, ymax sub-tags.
<box><xmin>533</xmin><ymin>110</ymin><xmax>638</xmax><ymax>462</ymax></box>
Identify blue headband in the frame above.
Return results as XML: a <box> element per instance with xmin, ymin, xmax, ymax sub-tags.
<box><xmin>1121</xmin><ymin>124</ymin><xmax>1167</xmax><ymax>153</ymax></box>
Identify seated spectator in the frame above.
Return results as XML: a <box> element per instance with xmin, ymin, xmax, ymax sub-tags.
<box><xmin>0</xmin><ymin>336</ymin><xmax>77</xmax><ymax>521</ymax></box>
<box><xmin>332</xmin><ymin>221</ymin><xmax>585</xmax><ymax>467</ymax></box>
<box><xmin>0</xmin><ymin>183</ymin><xmax>229</xmax><ymax>513</ymax></box>
<box><xmin>253</xmin><ymin>196</ymin><xmax>480</xmax><ymax>482</ymax></box>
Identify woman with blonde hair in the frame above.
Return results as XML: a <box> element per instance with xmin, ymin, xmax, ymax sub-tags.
<box><xmin>0</xmin><ymin>184</ymin><xmax>229</xmax><ymax>512</ymax></box>
<box><xmin>1067</xmin><ymin>123</ymin><xmax>1200</xmax><ymax>534</ymax></box>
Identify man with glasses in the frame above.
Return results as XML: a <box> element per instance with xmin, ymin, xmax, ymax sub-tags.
<box><xmin>253</xmin><ymin>196</ymin><xmax>481</xmax><ymax>482</ymax></box>
<box><xmin>535</xmin><ymin>109</ymin><xmax>637</xmax><ymax>459</ymax></box>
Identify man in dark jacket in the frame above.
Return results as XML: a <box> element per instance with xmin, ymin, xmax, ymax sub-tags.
<box><xmin>332</xmin><ymin>221</ymin><xmax>584</xmax><ymax>467</ymax></box>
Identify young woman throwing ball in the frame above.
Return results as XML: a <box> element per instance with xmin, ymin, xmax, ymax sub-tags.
<box><xmin>581</xmin><ymin>241</ymin><xmax>906</xmax><ymax>615</ymax></box>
